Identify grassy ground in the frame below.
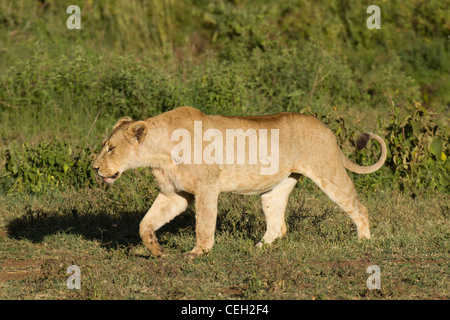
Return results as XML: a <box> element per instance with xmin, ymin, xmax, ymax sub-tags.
<box><xmin>0</xmin><ymin>176</ymin><xmax>448</xmax><ymax>299</ymax></box>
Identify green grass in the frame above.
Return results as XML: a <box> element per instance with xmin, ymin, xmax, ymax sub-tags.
<box><xmin>0</xmin><ymin>181</ymin><xmax>448</xmax><ymax>299</ymax></box>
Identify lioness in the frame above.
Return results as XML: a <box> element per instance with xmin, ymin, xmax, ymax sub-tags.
<box><xmin>92</xmin><ymin>106</ymin><xmax>386</xmax><ymax>257</ymax></box>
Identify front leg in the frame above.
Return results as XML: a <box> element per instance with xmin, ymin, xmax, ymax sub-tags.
<box><xmin>190</xmin><ymin>190</ymin><xmax>219</xmax><ymax>256</ymax></box>
<box><xmin>139</xmin><ymin>192</ymin><xmax>191</xmax><ymax>257</ymax></box>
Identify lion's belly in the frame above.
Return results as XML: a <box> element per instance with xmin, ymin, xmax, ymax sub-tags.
<box><xmin>218</xmin><ymin>166</ymin><xmax>291</xmax><ymax>195</ymax></box>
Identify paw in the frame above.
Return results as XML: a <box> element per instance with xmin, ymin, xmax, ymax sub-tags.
<box><xmin>186</xmin><ymin>246</ymin><xmax>208</xmax><ymax>259</ymax></box>
<box><xmin>140</xmin><ymin>228</ymin><xmax>165</xmax><ymax>257</ymax></box>
<box><xmin>148</xmin><ymin>243</ymin><xmax>165</xmax><ymax>257</ymax></box>
<box><xmin>255</xmin><ymin>239</ymin><xmax>272</xmax><ymax>248</ymax></box>
<box><xmin>152</xmin><ymin>248</ymin><xmax>166</xmax><ymax>258</ymax></box>
<box><xmin>357</xmin><ymin>228</ymin><xmax>371</xmax><ymax>240</ymax></box>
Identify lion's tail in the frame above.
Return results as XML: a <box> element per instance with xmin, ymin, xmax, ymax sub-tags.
<box><xmin>340</xmin><ymin>132</ymin><xmax>387</xmax><ymax>174</ymax></box>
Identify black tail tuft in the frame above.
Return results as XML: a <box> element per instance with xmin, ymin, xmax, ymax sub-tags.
<box><xmin>356</xmin><ymin>133</ymin><xmax>371</xmax><ymax>151</ymax></box>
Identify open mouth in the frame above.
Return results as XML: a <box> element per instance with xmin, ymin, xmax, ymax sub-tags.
<box><xmin>102</xmin><ymin>177</ymin><xmax>116</xmax><ymax>184</ymax></box>
<box><xmin>97</xmin><ymin>171</ymin><xmax>120</xmax><ymax>184</ymax></box>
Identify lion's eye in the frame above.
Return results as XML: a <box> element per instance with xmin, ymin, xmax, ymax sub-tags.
<box><xmin>107</xmin><ymin>146</ymin><xmax>115</xmax><ymax>153</ymax></box>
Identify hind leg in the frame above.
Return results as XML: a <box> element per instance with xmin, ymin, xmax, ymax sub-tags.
<box><xmin>257</xmin><ymin>174</ymin><xmax>299</xmax><ymax>247</ymax></box>
<box><xmin>303</xmin><ymin>168</ymin><xmax>371</xmax><ymax>239</ymax></box>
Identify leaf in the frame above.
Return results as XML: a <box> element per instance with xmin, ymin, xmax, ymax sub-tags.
<box><xmin>416</xmin><ymin>102</ymin><xmax>427</xmax><ymax>115</ymax></box>
<box><xmin>429</xmin><ymin>138</ymin><xmax>442</xmax><ymax>159</ymax></box>
<box><xmin>411</xmin><ymin>120</ymin><xmax>420</xmax><ymax>137</ymax></box>
<box><xmin>48</xmin><ymin>155</ymin><xmax>55</xmax><ymax>166</ymax></box>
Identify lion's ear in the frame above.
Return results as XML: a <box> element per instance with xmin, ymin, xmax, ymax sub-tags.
<box><xmin>128</xmin><ymin>121</ymin><xmax>148</xmax><ymax>143</ymax></box>
<box><xmin>113</xmin><ymin>116</ymin><xmax>133</xmax><ymax>130</ymax></box>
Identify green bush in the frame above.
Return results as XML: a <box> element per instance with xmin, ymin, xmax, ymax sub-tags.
<box><xmin>97</xmin><ymin>56</ymin><xmax>186</xmax><ymax>120</ymax></box>
<box><xmin>2</xmin><ymin>140</ymin><xmax>97</xmax><ymax>194</ymax></box>
<box><xmin>2</xmin><ymin>101</ymin><xmax>446</xmax><ymax>196</ymax></box>
<box><xmin>379</xmin><ymin>101</ymin><xmax>449</xmax><ymax>193</ymax></box>
<box><xmin>0</xmin><ymin>0</ymin><xmax>448</xmax><ymax>195</ymax></box>
<box><xmin>304</xmin><ymin>102</ymin><xmax>449</xmax><ymax>194</ymax></box>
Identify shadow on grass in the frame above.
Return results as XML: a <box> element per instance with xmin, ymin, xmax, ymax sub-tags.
<box><xmin>5</xmin><ymin>206</ymin><xmax>197</xmax><ymax>250</ymax></box>
<box><xmin>5</xmin><ymin>190</ymin><xmax>317</xmax><ymax>251</ymax></box>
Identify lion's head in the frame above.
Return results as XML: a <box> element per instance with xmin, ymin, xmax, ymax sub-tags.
<box><xmin>92</xmin><ymin>117</ymin><xmax>149</xmax><ymax>184</ymax></box>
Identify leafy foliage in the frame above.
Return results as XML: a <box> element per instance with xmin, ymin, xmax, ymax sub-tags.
<box><xmin>379</xmin><ymin>101</ymin><xmax>449</xmax><ymax>193</ymax></box>
<box><xmin>2</xmin><ymin>140</ymin><xmax>97</xmax><ymax>194</ymax></box>
<box><xmin>1</xmin><ymin>101</ymin><xmax>447</xmax><ymax>195</ymax></box>
<box><xmin>0</xmin><ymin>0</ymin><xmax>448</xmax><ymax>195</ymax></box>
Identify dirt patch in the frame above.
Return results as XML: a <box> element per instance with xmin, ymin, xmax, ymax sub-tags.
<box><xmin>221</xmin><ymin>284</ymin><xmax>249</xmax><ymax>297</ymax></box>
<box><xmin>0</xmin><ymin>258</ymin><xmax>44</xmax><ymax>282</ymax></box>
<box><xmin>0</xmin><ymin>257</ymin><xmax>68</xmax><ymax>282</ymax></box>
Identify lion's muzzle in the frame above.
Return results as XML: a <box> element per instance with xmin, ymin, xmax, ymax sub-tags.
<box><xmin>92</xmin><ymin>166</ymin><xmax>120</xmax><ymax>184</ymax></box>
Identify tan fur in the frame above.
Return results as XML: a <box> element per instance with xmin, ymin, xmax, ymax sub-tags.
<box><xmin>92</xmin><ymin>106</ymin><xmax>387</xmax><ymax>256</ymax></box>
